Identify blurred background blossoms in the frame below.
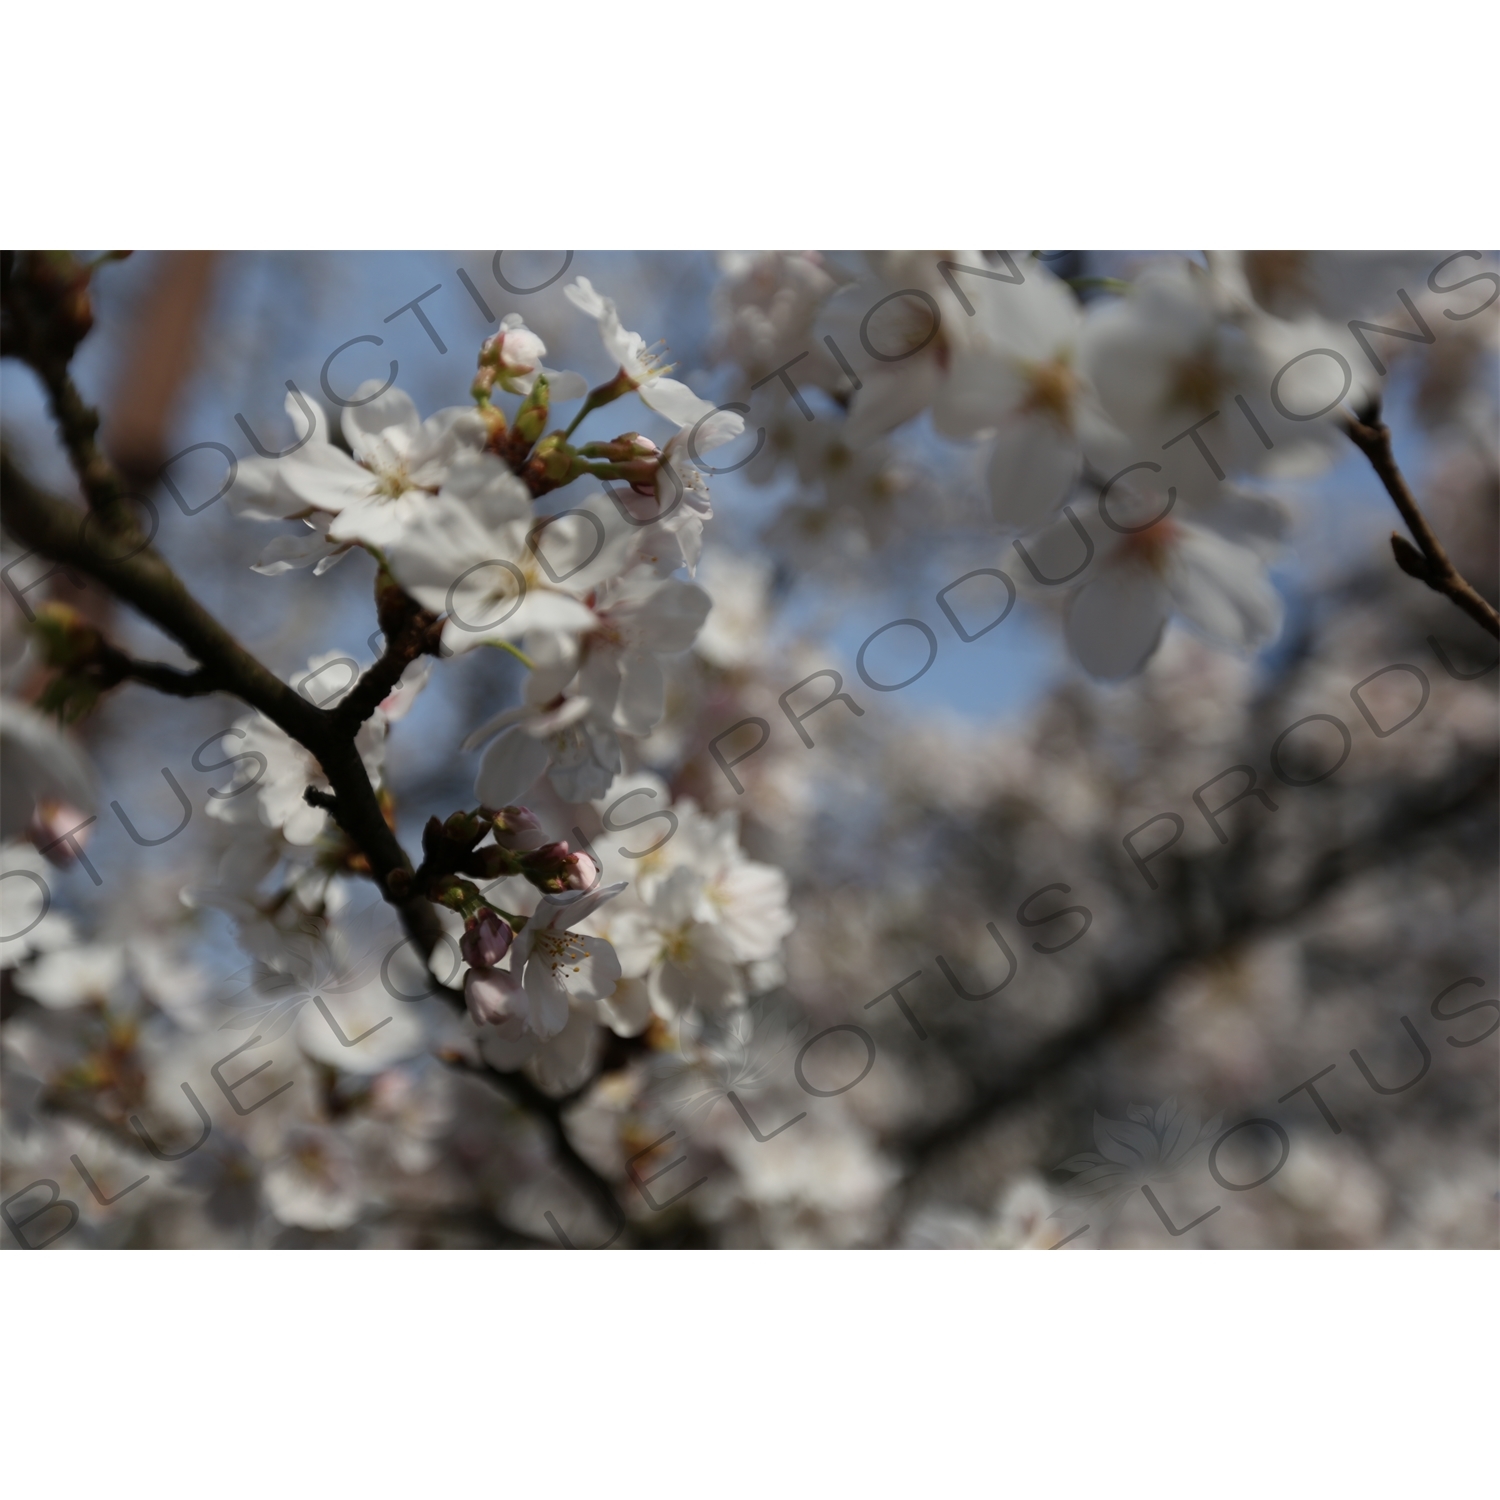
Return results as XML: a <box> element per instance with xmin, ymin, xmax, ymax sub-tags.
<box><xmin>2</xmin><ymin>249</ymin><xmax>1495</xmax><ymax>1248</ymax></box>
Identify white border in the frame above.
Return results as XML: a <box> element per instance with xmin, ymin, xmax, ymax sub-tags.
<box><xmin>2</xmin><ymin>1250</ymin><xmax>1495</xmax><ymax>1494</ymax></box>
<box><xmin>3</xmin><ymin>2</ymin><xmax>1497</xmax><ymax>246</ymax></box>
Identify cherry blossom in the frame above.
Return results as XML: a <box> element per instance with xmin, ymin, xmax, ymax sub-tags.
<box><xmin>230</xmin><ymin>381</ymin><xmax>531</xmax><ymax>556</ymax></box>
<box><xmin>1063</xmin><ymin>490</ymin><xmax>1287</xmax><ymax>680</ymax></box>
<box><xmin>565</xmin><ymin>276</ymin><xmax>743</xmax><ymax>437</ymax></box>
<box><xmin>480</xmin><ymin>883</ymin><xmax>627</xmax><ymax>1043</ymax></box>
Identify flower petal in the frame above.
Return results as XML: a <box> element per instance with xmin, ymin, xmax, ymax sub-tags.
<box><xmin>1066</xmin><ymin>559</ymin><xmax>1170</xmax><ymax>680</ymax></box>
<box><xmin>615</xmin><ymin>652</ymin><xmax>665</xmax><ymax>736</ymax></box>
<box><xmin>987</xmin><ymin>414</ymin><xmax>1081</xmax><ymax>532</ymax></box>
<box><xmin>521</xmin><ymin>956</ymin><xmax>572</xmax><ymax>1039</ymax></box>
<box><xmin>251</xmin><ymin>530</ymin><xmax>343</xmax><ymax>576</ymax></box>
<box><xmin>475</xmin><ymin>727</ymin><xmax>550</xmax><ymax>809</ymax></box>
<box><xmin>1165</xmin><ymin>527</ymin><xmax>1284</xmax><ymax>652</ymax></box>
<box><xmin>341</xmin><ymin>384</ymin><xmax>421</xmax><ymax>465</ymax></box>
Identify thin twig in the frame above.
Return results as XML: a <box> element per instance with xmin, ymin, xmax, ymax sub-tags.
<box><xmin>331</xmin><ymin>580</ymin><xmax>443</xmax><ymax>735</ymax></box>
<box><xmin>1342</xmin><ymin>405</ymin><xmax>1499</xmax><ymax>639</ymax></box>
<box><xmin>94</xmin><ymin>644</ymin><xmax>219</xmax><ymax>697</ymax></box>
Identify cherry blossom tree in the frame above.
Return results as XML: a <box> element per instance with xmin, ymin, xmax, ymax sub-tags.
<box><xmin>2</xmin><ymin>249</ymin><xmax>1494</xmax><ymax>1249</ymax></box>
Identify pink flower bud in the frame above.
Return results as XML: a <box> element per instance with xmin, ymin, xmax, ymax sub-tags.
<box><xmin>27</xmin><ymin>801</ymin><xmax>93</xmax><ymax>867</ymax></box>
<box><xmin>461</xmin><ymin>908</ymin><xmax>514</xmax><ymax>968</ymax></box>
<box><xmin>491</xmin><ymin>805</ymin><xmax>547</xmax><ymax>851</ymax></box>
<box><xmin>523</xmin><ymin>840</ymin><xmax>600</xmax><ymax>892</ymax></box>
<box><xmin>476</xmin><ymin>326</ymin><xmax>546</xmax><ymax>393</ymax></box>
<box><xmin>498</xmin><ymin>327</ymin><xmax>545</xmax><ymax>375</ymax></box>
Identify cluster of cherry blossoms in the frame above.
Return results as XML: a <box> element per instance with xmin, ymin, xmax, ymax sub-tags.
<box><xmin>710</xmin><ymin>249</ymin><xmax>1495</xmax><ymax>677</ymax></box>
<box><xmin>211</xmin><ymin>277</ymin><xmax>794</xmax><ymax>1073</ymax></box>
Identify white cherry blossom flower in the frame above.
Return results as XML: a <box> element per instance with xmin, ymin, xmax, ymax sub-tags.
<box><xmin>383</xmin><ymin>494</ymin><xmax>602</xmax><ymax>658</ymax></box>
<box><xmin>565</xmin><ymin>276</ymin><xmax>744</xmax><ymax>439</ymax></box>
<box><xmin>468</xmin><ymin>712</ymin><xmax>605</xmax><ymax>809</ymax></box>
<box><xmin>230</xmin><ymin>381</ymin><xmax>531</xmax><ymax>555</ymax></box>
<box><xmin>818</xmin><ymin>252</ymin><xmax>982</xmax><ymax>447</ymax></box>
<box><xmin>13</xmin><ymin>942</ymin><xmax>125</xmax><ymax>1009</ymax></box>
<box><xmin>608</xmin><ymin>432</ymin><xmax>718</xmax><ymax>577</ymax></box>
<box><xmin>693</xmin><ymin>551</ymin><xmax>773</xmax><ymax>668</ymax></box>
<box><xmin>264</xmin><ymin>1124</ymin><xmax>363</xmax><ymax>1231</ymax></box>
<box><xmin>1062</xmin><ymin>487</ymin><xmax>1288</xmax><ymax>680</ymax></box>
<box><xmin>1</xmin><ymin>841</ymin><xmax>77</xmax><ymax>969</ymax></box>
<box><xmin>713</xmin><ymin>250</ymin><xmax>840</xmax><ymax>382</ymax></box>
<box><xmin>576</xmin><ymin>570</ymin><xmax>711</xmax><ymax>737</ymax></box>
<box><xmin>488</xmin><ymin>883</ymin><xmax>627</xmax><ymax>1042</ymax></box>
<box><xmin>465</xmin><ymin>658</ymin><xmax>622</xmax><ymax>806</ymax></box>
<box><xmin>1079</xmin><ymin>257</ymin><xmax>1367</xmax><ymax>500</ymax></box>
<box><xmin>461</xmin><ymin>569</ymin><xmax>707</xmax><ymax>808</ymax></box>
<box><xmin>1210</xmin><ymin>250</ymin><xmax>1441</xmax><ymax>324</ymax></box>
<box><xmin>932</xmin><ymin>263</ymin><xmax>1120</xmax><ymax>532</ymax></box>
<box><xmin>591</xmin><ymin>773</ymin><xmax>795</xmax><ymax>966</ymax></box>
<box><xmin>610</xmin><ymin>866</ymin><xmax>749</xmax><ymax>1020</ymax></box>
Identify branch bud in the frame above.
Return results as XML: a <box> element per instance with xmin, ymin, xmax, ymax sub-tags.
<box><xmin>460</xmin><ymin>907</ymin><xmax>515</xmax><ymax>968</ymax></box>
<box><xmin>490</xmin><ymin>805</ymin><xmax>547</xmax><ymax>851</ymax></box>
<box><xmin>1391</xmin><ymin>532</ymin><xmax>1434</xmax><ymax>583</ymax></box>
<box><xmin>514</xmin><ymin>374</ymin><xmax>551</xmax><ymax>445</ymax></box>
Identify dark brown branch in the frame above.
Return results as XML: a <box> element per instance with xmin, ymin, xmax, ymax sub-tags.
<box><xmin>0</xmin><ymin>452</ymin><xmax>448</xmax><ymax>953</ymax></box>
<box><xmin>6</xmin><ymin>441</ymin><xmax>605</xmax><ymax>1239</ymax></box>
<box><xmin>442</xmin><ymin>1051</ymin><xmax>627</xmax><ymax>1241</ymax></box>
<box><xmin>3</xmin><ymin>452</ymin><xmax>321</xmax><ymax>729</ymax></box>
<box><xmin>331</xmin><ymin>574</ymin><xmax>443</xmax><ymax>735</ymax></box>
<box><xmin>2</xmin><ymin>252</ymin><xmax>132</xmax><ymax>525</ymax></box>
<box><xmin>94</xmin><ymin>644</ymin><xmax>219</xmax><ymax>697</ymax></box>
<box><xmin>1342</xmin><ymin>405</ymin><xmax>1499</xmax><ymax>639</ymax></box>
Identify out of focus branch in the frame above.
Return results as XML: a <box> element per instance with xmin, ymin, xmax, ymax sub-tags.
<box><xmin>1342</xmin><ymin>404</ymin><xmax>1499</xmax><ymax>639</ymax></box>
<box><xmin>1</xmin><ymin>252</ymin><xmax>133</xmax><ymax>526</ymax></box>
<box><xmin>101</xmin><ymin>251</ymin><xmax>218</xmax><ymax>488</ymax></box>
<box><xmin>442</xmin><ymin>1052</ymin><xmax>626</xmax><ymax>1240</ymax></box>
<box><xmin>902</xmin><ymin>747</ymin><xmax>1497</xmax><ymax>1181</ymax></box>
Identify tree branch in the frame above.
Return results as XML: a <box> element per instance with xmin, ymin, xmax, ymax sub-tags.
<box><xmin>1</xmin><ymin>449</ymin><xmax>452</xmax><ymax>952</ymax></box>
<box><xmin>899</xmin><ymin>748</ymin><xmax>1497</xmax><ymax>1186</ymax></box>
<box><xmin>331</xmin><ymin>575</ymin><xmax>443</xmax><ymax>735</ymax></box>
<box><xmin>1</xmin><ymin>257</ymin><xmax>627</xmax><ymax>1244</ymax></box>
<box><xmin>93</xmin><ymin>644</ymin><xmax>219</xmax><ymax>698</ymax></box>
<box><xmin>442</xmin><ymin>1053</ymin><xmax>627</xmax><ymax>1242</ymax></box>
<box><xmin>2</xmin><ymin>251</ymin><xmax>133</xmax><ymax>524</ymax></box>
<box><xmin>1342</xmin><ymin>405</ymin><xmax>1499</xmax><ymax>639</ymax></box>
<box><xmin>3</xmin><ymin>448</ymin><xmax>621</xmax><ymax>1239</ymax></box>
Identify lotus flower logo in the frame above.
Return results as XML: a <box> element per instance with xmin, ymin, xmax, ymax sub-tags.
<box><xmin>652</xmin><ymin>993</ymin><xmax>811</xmax><ymax>1132</ymax></box>
<box><xmin>1055</xmin><ymin>1098</ymin><xmax>1223</xmax><ymax>1218</ymax></box>
<box><xmin>214</xmin><ymin>902</ymin><xmax>397</xmax><ymax>1043</ymax></box>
